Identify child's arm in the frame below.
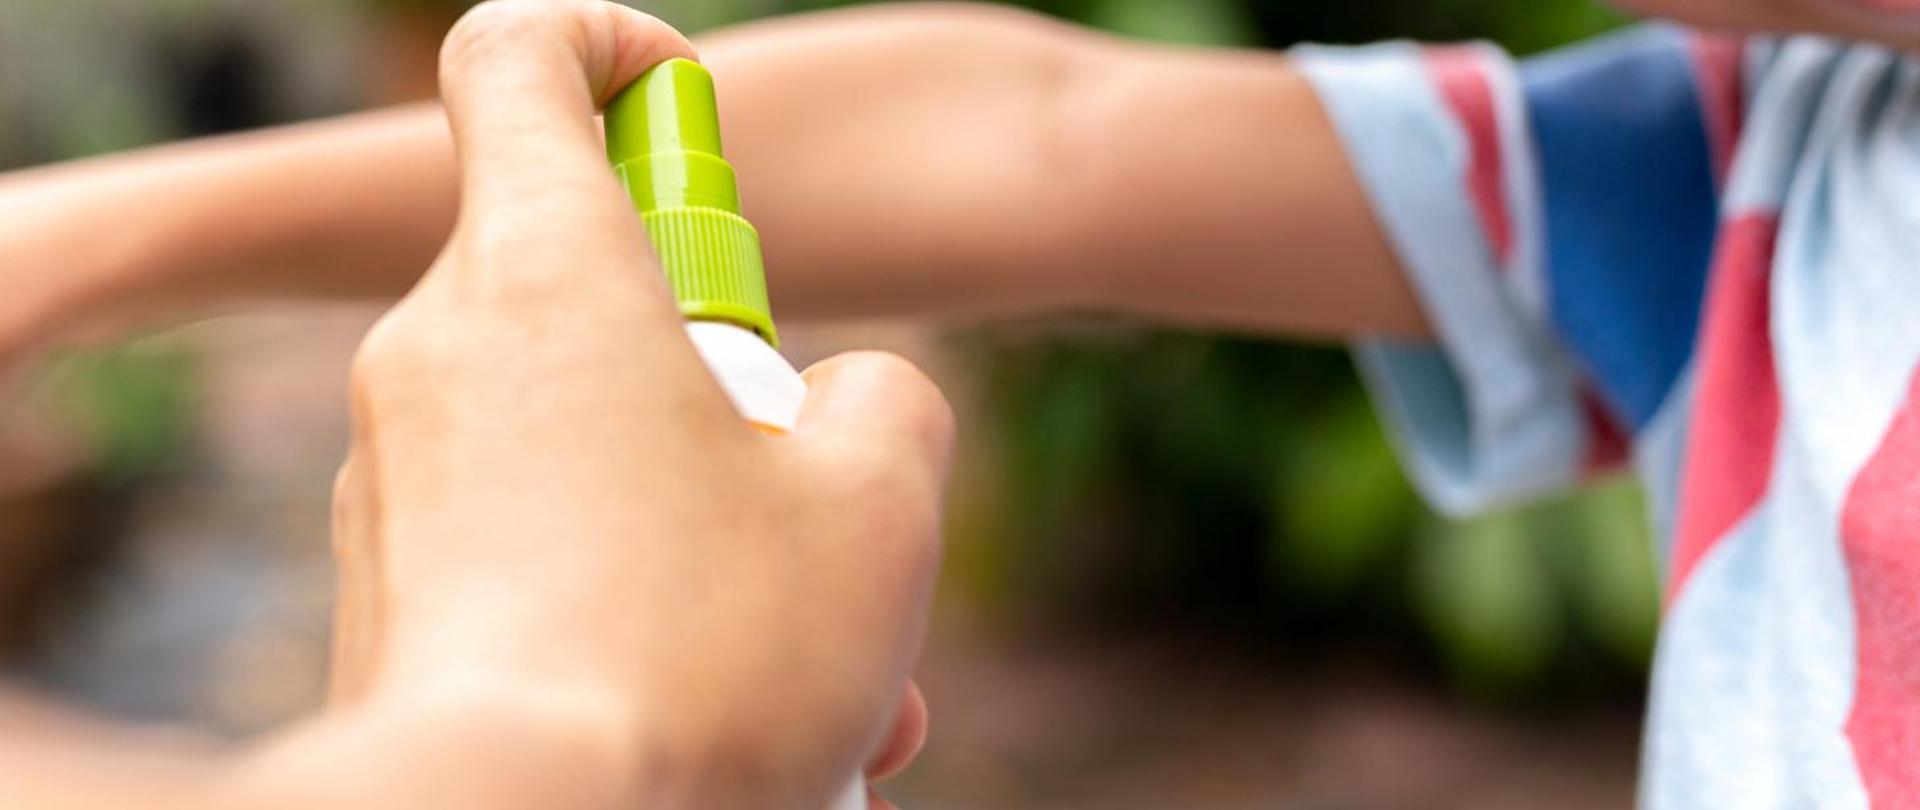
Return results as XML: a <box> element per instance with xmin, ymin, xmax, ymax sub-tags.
<box><xmin>0</xmin><ymin>104</ymin><xmax>458</xmax><ymax>354</ymax></box>
<box><xmin>0</xmin><ymin>3</ymin><xmax>1426</xmax><ymax>353</ymax></box>
<box><xmin>704</xmin><ymin>5</ymin><xmax>1425</xmax><ymax>336</ymax></box>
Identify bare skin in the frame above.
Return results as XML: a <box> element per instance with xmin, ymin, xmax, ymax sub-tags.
<box><xmin>10</xmin><ymin>0</ymin><xmax>1911</xmax><ymax>355</ymax></box>
<box><xmin>0</xmin><ymin>2</ymin><xmax>1421</xmax><ymax>356</ymax></box>
<box><xmin>0</xmin><ymin>0</ymin><xmax>1912</xmax><ymax>806</ymax></box>
<box><xmin>0</xmin><ymin>3</ymin><xmax>948</xmax><ymax>808</ymax></box>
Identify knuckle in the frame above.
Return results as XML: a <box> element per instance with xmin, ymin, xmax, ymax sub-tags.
<box><xmin>442</xmin><ymin>226</ymin><xmax>646</xmax><ymax>318</ymax></box>
<box><xmin>840</xmin><ymin>349</ymin><xmax>921</xmax><ymax>379</ymax></box>
<box><xmin>329</xmin><ymin>464</ymin><xmax>366</xmax><ymax>554</ymax></box>
<box><xmin>805</xmin><ymin>468</ymin><xmax>943</xmax><ymax>573</ymax></box>
<box><xmin>872</xmin><ymin>350</ymin><xmax>953</xmax><ymax>410</ymax></box>
<box><xmin>817</xmin><ymin>439</ymin><xmax>941</xmax><ymax>516</ymax></box>
<box><xmin>440</xmin><ymin>0</ymin><xmax>560</xmax><ymax>80</ymax></box>
<box><xmin>850</xmin><ymin>351</ymin><xmax>958</xmax><ymax>458</ymax></box>
<box><xmin>347</xmin><ymin>315</ymin><xmax>406</xmax><ymax>388</ymax></box>
<box><xmin>822</xmin><ymin>442</ymin><xmax>898</xmax><ymax>493</ymax></box>
<box><xmin>329</xmin><ymin>464</ymin><xmax>354</xmax><ymax>528</ymax></box>
<box><xmin>330</xmin><ymin>460</ymin><xmax>385</xmax><ymax>572</ymax></box>
<box><xmin>347</xmin><ymin>308</ymin><xmax>439</xmax><ymax>398</ymax></box>
<box><xmin>441</xmin><ymin>0</ymin><xmax>694</xmax><ymax>108</ymax></box>
<box><xmin>447</xmin><ymin>235</ymin><xmax>576</xmax><ymax>307</ymax></box>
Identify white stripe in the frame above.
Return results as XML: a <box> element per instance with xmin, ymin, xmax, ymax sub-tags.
<box><xmin>1645</xmin><ymin>496</ymin><xmax>1869</xmax><ymax>809</ymax></box>
<box><xmin>1481</xmin><ymin>44</ymin><xmax>1551</xmax><ymax>328</ymax></box>
<box><xmin>1632</xmin><ymin>362</ymin><xmax>1696</xmax><ymax>572</ymax></box>
<box><xmin>1645</xmin><ymin>39</ymin><xmax>1920</xmax><ymax>808</ymax></box>
<box><xmin>1722</xmin><ymin>38</ymin><xmax>1846</xmax><ymax>214</ymax></box>
<box><xmin>1765</xmin><ymin>44</ymin><xmax>1920</xmax><ymax>803</ymax></box>
<box><xmin>1297</xmin><ymin>43</ymin><xmax>1587</xmax><ymax>514</ymax></box>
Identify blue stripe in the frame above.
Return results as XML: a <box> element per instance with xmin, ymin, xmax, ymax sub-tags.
<box><xmin>1523</xmin><ymin>27</ymin><xmax>1720</xmax><ymax>429</ymax></box>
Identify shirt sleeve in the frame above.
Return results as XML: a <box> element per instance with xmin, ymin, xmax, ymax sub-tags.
<box><xmin>1293</xmin><ymin>26</ymin><xmax>1736</xmax><ymax>516</ymax></box>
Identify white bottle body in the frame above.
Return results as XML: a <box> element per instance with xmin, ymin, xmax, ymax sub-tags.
<box><xmin>687</xmin><ymin>320</ymin><xmax>808</xmax><ymax>432</ymax></box>
<box><xmin>685</xmin><ymin>321</ymin><xmax>869</xmax><ymax>810</ymax></box>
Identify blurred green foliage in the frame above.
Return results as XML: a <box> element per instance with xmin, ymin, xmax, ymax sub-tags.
<box><xmin>17</xmin><ymin>0</ymin><xmax>1660</xmax><ymax>700</ymax></box>
<box><xmin>347</xmin><ymin>0</ymin><xmax>1657</xmax><ymax>698</ymax></box>
<box><xmin>42</xmin><ymin>346</ymin><xmax>200</xmax><ymax>483</ymax></box>
<box><xmin>960</xmin><ymin>330</ymin><xmax>1657</xmax><ymax>697</ymax></box>
<box><xmin>954</xmin><ymin>0</ymin><xmax>1653</xmax><ymax>699</ymax></box>
<box><xmin>681</xmin><ymin>0</ymin><xmax>1656</xmax><ymax>700</ymax></box>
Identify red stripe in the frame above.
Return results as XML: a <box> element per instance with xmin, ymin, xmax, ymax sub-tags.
<box><xmin>1841</xmin><ymin>365</ymin><xmax>1920</xmax><ymax>808</ymax></box>
<box><xmin>1689</xmin><ymin>33</ymin><xmax>1746</xmax><ymax>187</ymax></box>
<box><xmin>1578</xmin><ymin>385</ymin><xmax>1631</xmax><ymax>476</ymax></box>
<box><xmin>1666</xmin><ymin>215</ymin><xmax>1780</xmax><ymax>606</ymax></box>
<box><xmin>1423</xmin><ymin>47</ymin><xmax>1513</xmax><ymax>268</ymax></box>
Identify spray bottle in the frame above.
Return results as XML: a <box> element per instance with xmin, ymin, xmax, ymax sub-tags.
<box><xmin>605</xmin><ymin>59</ymin><xmax>870</xmax><ymax>810</ymax></box>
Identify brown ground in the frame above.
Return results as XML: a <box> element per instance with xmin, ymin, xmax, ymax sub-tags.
<box><xmin>3</xmin><ymin>307</ymin><xmax>1641</xmax><ymax>808</ymax></box>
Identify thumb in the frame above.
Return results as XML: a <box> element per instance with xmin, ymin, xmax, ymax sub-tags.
<box><xmin>437</xmin><ymin>0</ymin><xmax>696</xmax><ymax>241</ymax></box>
<box><xmin>797</xmin><ymin>352</ymin><xmax>956</xmax><ymax>495</ymax></box>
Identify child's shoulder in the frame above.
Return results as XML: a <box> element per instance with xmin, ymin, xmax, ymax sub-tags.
<box><xmin>1724</xmin><ymin>34</ymin><xmax>1918</xmax><ymax>205</ymax></box>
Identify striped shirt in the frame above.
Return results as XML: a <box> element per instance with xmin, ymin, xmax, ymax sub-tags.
<box><xmin>1298</xmin><ymin>27</ymin><xmax>1920</xmax><ymax>808</ymax></box>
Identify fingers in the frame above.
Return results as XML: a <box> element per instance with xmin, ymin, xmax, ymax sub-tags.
<box><xmin>327</xmin><ymin>455</ymin><xmax>384</xmax><ymax>707</ymax></box>
<box><xmin>795</xmin><ymin>358</ymin><xmax>946</xmax><ymax>800</ymax></box>
<box><xmin>797</xmin><ymin>352</ymin><xmax>956</xmax><ymax>495</ymax></box>
<box><xmin>438</xmin><ymin>0</ymin><xmax>696</xmax><ymax>240</ymax></box>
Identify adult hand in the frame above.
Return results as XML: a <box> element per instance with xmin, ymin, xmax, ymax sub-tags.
<box><xmin>325</xmin><ymin>2</ymin><xmax>950</xmax><ymax>806</ymax></box>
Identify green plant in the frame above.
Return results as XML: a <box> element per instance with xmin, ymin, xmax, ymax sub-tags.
<box><xmin>43</xmin><ymin>345</ymin><xmax>199</xmax><ymax>483</ymax></box>
<box><xmin>942</xmin><ymin>0</ymin><xmax>1656</xmax><ymax>699</ymax></box>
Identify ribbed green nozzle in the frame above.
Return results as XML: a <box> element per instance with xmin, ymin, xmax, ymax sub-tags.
<box><xmin>607</xmin><ymin>58</ymin><xmax>776</xmax><ymax>345</ymax></box>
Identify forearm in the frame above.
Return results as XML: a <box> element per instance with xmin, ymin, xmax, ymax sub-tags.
<box><xmin>21</xmin><ymin>6</ymin><xmax>1096</xmax><ymax>327</ymax></box>
<box><xmin>0</xmin><ymin>686</ymin><xmax>441</xmax><ymax>810</ymax></box>
<box><xmin>1</xmin><ymin>3</ymin><xmax>1424</xmax><ymax>341</ymax></box>
<box><xmin>705</xmin><ymin>4</ymin><xmax>1425</xmax><ymax>336</ymax></box>
<box><xmin>0</xmin><ymin>104</ymin><xmax>456</xmax><ymax>345</ymax></box>
<box><xmin>0</xmin><ymin>685</ymin><xmax>738</xmax><ymax>810</ymax></box>
<box><xmin>701</xmin><ymin>5</ymin><xmax>1106</xmax><ymax>322</ymax></box>
<box><xmin>0</xmin><ymin>685</ymin><xmax>229</xmax><ymax>810</ymax></box>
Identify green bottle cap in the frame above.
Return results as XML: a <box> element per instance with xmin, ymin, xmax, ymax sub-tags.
<box><xmin>606</xmin><ymin>58</ymin><xmax>777</xmax><ymax>346</ymax></box>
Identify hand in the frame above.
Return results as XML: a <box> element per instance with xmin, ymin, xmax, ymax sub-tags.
<box><xmin>324</xmin><ymin>2</ymin><xmax>951</xmax><ymax>806</ymax></box>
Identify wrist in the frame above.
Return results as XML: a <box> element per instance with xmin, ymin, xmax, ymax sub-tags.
<box><xmin>229</xmin><ymin>685</ymin><xmax>643</xmax><ymax>809</ymax></box>
<box><xmin>351</xmin><ymin>614</ymin><xmax>853</xmax><ymax>808</ymax></box>
<box><xmin>303</xmin><ymin>670</ymin><xmax>807</xmax><ymax>810</ymax></box>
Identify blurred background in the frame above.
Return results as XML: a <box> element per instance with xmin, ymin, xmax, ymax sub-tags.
<box><xmin>0</xmin><ymin>0</ymin><xmax>1655</xmax><ymax>807</ymax></box>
